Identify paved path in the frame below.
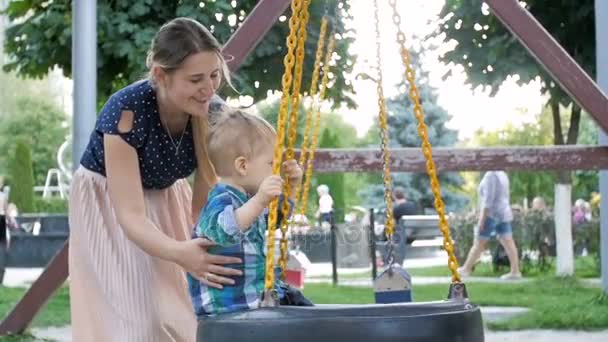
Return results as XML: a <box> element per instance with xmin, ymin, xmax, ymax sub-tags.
<box><xmin>30</xmin><ymin>325</ymin><xmax>608</xmax><ymax>342</ymax></box>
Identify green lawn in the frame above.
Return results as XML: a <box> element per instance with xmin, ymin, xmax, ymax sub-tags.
<box><xmin>303</xmin><ymin>277</ymin><xmax>608</xmax><ymax>330</ymax></box>
<box><xmin>0</xmin><ymin>286</ymin><xmax>70</xmax><ymax>341</ymax></box>
<box><xmin>1</xmin><ymin>276</ymin><xmax>607</xmax><ymax>341</ymax></box>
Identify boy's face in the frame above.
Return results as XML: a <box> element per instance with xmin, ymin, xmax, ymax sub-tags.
<box><xmin>242</xmin><ymin>142</ymin><xmax>275</xmax><ymax>195</ymax></box>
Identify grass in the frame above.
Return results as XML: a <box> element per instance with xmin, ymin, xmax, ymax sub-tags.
<box><xmin>0</xmin><ymin>286</ymin><xmax>70</xmax><ymax>341</ymax></box>
<box><xmin>2</xmin><ymin>276</ymin><xmax>607</xmax><ymax>340</ymax></box>
<box><xmin>303</xmin><ymin>276</ymin><xmax>608</xmax><ymax>331</ymax></box>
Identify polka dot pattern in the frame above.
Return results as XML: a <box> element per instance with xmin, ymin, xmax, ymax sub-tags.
<box><xmin>80</xmin><ymin>80</ymin><xmax>197</xmax><ymax>189</ymax></box>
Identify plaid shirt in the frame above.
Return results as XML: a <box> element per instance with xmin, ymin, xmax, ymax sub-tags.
<box><xmin>187</xmin><ymin>183</ymin><xmax>290</xmax><ymax>318</ymax></box>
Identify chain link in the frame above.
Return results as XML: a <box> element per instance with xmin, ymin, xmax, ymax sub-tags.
<box><xmin>277</xmin><ymin>0</ymin><xmax>312</xmax><ymax>279</ymax></box>
<box><xmin>372</xmin><ymin>0</ymin><xmax>396</xmax><ymax>262</ymax></box>
<box><xmin>388</xmin><ymin>0</ymin><xmax>461</xmax><ymax>283</ymax></box>
<box><xmin>294</xmin><ymin>17</ymin><xmax>328</xmax><ymax>212</ymax></box>
<box><xmin>299</xmin><ymin>35</ymin><xmax>335</xmax><ymax>219</ymax></box>
<box><xmin>265</xmin><ymin>0</ymin><xmax>305</xmax><ymax>291</ymax></box>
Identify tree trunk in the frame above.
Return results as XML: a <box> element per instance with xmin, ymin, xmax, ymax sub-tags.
<box><xmin>550</xmin><ymin>100</ymin><xmax>577</xmax><ymax>276</ymax></box>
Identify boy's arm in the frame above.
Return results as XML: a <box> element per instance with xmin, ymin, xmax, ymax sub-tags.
<box><xmin>234</xmin><ymin>196</ymin><xmax>266</xmax><ymax>231</ymax></box>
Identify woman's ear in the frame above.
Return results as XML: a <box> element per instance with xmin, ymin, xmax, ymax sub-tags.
<box><xmin>151</xmin><ymin>65</ymin><xmax>166</xmax><ymax>87</ymax></box>
<box><xmin>234</xmin><ymin>156</ymin><xmax>248</xmax><ymax>177</ymax></box>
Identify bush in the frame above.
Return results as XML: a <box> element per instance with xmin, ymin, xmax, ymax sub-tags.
<box><xmin>449</xmin><ymin>209</ymin><xmax>600</xmax><ymax>275</ymax></box>
<box><xmin>9</xmin><ymin>139</ymin><xmax>36</xmax><ymax>213</ymax></box>
<box><xmin>34</xmin><ymin>197</ymin><xmax>69</xmax><ymax>214</ymax></box>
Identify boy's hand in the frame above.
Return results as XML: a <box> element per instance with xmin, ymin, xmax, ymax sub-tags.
<box><xmin>254</xmin><ymin>175</ymin><xmax>283</xmax><ymax>206</ymax></box>
<box><xmin>282</xmin><ymin>159</ymin><xmax>303</xmax><ymax>187</ymax></box>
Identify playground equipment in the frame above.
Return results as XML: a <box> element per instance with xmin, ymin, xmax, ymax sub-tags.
<box><xmin>198</xmin><ymin>0</ymin><xmax>483</xmax><ymax>340</ymax></box>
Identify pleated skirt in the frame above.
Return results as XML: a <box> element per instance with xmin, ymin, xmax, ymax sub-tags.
<box><xmin>68</xmin><ymin>167</ymin><xmax>197</xmax><ymax>342</ymax></box>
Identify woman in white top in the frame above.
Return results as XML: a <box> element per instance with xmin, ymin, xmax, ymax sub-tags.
<box><xmin>316</xmin><ymin>184</ymin><xmax>334</xmax><ymax>226</ymax></box>
<box><xmin>457</xmin><ymin>171</ymin><xmax>522</xmax><ymax>279</ymax></box>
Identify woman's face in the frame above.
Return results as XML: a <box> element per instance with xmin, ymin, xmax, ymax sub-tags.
<box><xmin>161</xmin><ymin>51</ymin><xmax>222</xmax><ymax>117</ymax></box>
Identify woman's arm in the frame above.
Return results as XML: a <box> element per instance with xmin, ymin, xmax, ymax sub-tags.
<box><xmin>104</xmin><ymin>133</ymin><xmax>183</xmax><ymax>262</ymax></box>
<box><xmin>192</xmin><ymin>169</ymin><xmax>211</xmax><ymax>223</ymax></box>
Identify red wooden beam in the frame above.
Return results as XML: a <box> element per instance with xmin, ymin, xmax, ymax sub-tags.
<box><xmin>485</xmin><ymin>0</ymin><xmax>608</xmax><ymax>133</ymax></box>
<box><xmin>224</xmin><ymin>0</ymin><xmax>292</xmax><ymax>71</ymax></box>
<box><xmin>0</xmin><ymin>241</ymin><xmax>69</xmax><ymax>335</ymax></box>
<box><xmin>0</xmin><ymin>0</ymin><xmax>292</xmax><ymax>336</ymax></box>
<box><xmin>310</xmin><ymin>146</ymin><xmax>608</xmax><ymax>173</ymax></box>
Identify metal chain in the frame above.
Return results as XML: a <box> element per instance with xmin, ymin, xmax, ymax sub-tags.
<box><xmin>299</xmin><ymin>35</ymin><xmax>335</xmax><ymax>219</ymax></box>
<box><xmin>277</xmin><ymin>0</ymin><xmax>311</xmax><ymax>279</ymax></box>
<box><xmin>265</xmin><ymin>0</ymin><xmax>305</xmax><ymax>291</ymax></box>
<box><xmin>388</xmin><ymin>0</ymin><xmax>461</xmax><ymax>283</ymax></box>
<box><xmin>373</xmin><ymin>0</ymin><xmax>396</xmax><ymax>266</ymax></box>
<box><xmin>294</xmin><ymin>17</ymin><xmax>328</xmax><ymax>212</ymax></box>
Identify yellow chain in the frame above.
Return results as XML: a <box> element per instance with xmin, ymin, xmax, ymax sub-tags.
<box><xmin>265</xmin><ymin>0</ymin><xmax>304</xmax><ymax>290</ymax></box>
<box><xmin>373</xmin><ymin>0</ymin><xmax>395</xmax><ymax>241</ymax></box>
<box><xmin>277</xmin><ymin>0</ymin><xmax>311</xmax><ymax>278</ymax></box>
<box><xmin>299</xmin><ymin>35</ymin><xmax>335</xmax><ymax>218</ymax></box>
<box><xmin>294</xmin><ymin>17</ymin><xmax>328</xmax><ymax>215</ymax></box>
<box><xmin>388</xmin><ymin>0</ymin><xmax>461</xmax><ymax>283</ymax></box>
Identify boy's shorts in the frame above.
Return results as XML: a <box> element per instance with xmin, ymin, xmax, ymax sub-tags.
<box><xmin>477</xmin><ymin>217</ymin><xmax>512</xmax><ymax>241</ymax></box>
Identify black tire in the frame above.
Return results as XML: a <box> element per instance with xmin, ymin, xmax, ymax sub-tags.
<box><xmin>198</xmin><ymin>301</ymin><xmax>484</xmax><ymax>342</ymax></box>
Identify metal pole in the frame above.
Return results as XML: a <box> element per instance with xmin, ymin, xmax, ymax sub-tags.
<box><xmin>369</xmin><ymin>208</ymin><xmax>378</xmax><ymax>280</ymax></box>
<box><xmin>72</xmin><ymin>0</ymin><xmax>97</xmax><ymax>171</ymax></box>
<box><xmin>330</xmin><ymin>220</ymin><xmax>338</xmax><ymax>286</ymax></box>
<box><xmin>596</xmin><ymin>0</ymin><xmax>608</xmax><ymax>294</ymax></box>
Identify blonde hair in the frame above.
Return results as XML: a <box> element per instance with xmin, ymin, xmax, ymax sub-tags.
<box><xmin>146</xmin><ymin>17</ymin><xmax>233</xmax><ymax>185</ymax></box>
<box><xmin>208</xmin><ymin>109</ymin><xmax>276</xmax><ymax>177</ymax></box>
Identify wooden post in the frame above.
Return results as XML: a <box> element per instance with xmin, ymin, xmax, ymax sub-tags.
<box><xmin>596</xmin><ymin>0</ymin><xmax>608</xmax><ymax>294</ymax></box>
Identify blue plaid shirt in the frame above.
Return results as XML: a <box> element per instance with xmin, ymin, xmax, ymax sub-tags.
<box><xmin>187</xmin><ymin>183</ymin><xmax>291</xmax><ymax>318</ymax></box>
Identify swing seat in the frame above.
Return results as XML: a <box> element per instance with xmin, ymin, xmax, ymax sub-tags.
<box><xmin>197</xmin><ymin>300</ymin><xmax>484</xmax><ymax>342</ymax></box>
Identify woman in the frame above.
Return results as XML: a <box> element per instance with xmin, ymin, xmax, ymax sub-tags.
<box><xmin>69</xmin><ymin>18</ymin><xmax>242</xmax><ymax>341</ymax></box>
<box><xmin>457</xmin><ymin>170</ymin><xmax>522</xmax><ymax>280</ymax></box>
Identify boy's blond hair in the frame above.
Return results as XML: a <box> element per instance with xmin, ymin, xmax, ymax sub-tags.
<box><xmin>207</xmin><ymin>109</ymin><xmax>276</xmax><ymax>177</ymax></box>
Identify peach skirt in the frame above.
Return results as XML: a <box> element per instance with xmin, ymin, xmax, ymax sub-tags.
<box><xmin>68</xmin><ymin>167</ymin><xmax>197</xmax><ymax>342</ymax></box>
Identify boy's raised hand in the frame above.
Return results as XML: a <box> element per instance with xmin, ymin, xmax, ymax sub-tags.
<box><xmin>255</xmin><ymin>175</ymin><xmax>283</xmax><ymax>206</ymax></box>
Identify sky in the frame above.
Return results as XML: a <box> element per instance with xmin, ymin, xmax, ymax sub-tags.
<box><xmin>339</xmin><ymin>0</ymin><xmax>547</xmax><ymax>140</ymax></box>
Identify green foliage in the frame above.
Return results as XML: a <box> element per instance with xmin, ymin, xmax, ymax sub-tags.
<box><xmin>449</xmin><ymin>208</ymin><xmax>600</xmax><ymax>275</ymax></box>
<box><xmin>2</xmin><ymin>0</ymin><xmax>357</xmax><ymax>107</ymax></box>
<box><xmin>433</xmin><ymin>0</ymin><xmax>595</xmax><ymax>105</ymax></box>
<box><xmin>470</xmin><ymin>107</ymin><xmax>598</xmax><ymax>204</ymax></box>
<box><xmin>257</xmin><ymin>99</ymin><xmax>359</xmax><ymax>147</ymax></box>
<box><xmin>470</xmin><ymin>109</ymin><xmax>554</xmax><ymax>205</ymax></box>
<box><xmin>433</xmin><ymin>0</ymin><xmax>595</xmax><ymax>178</ymax></box>
<box><xmin>360</xmin><ymin>47</ymin><xmax>466</xmax><ymax>212</ymax></box>
<box><xmin>8</xmin><ymin>139</ymin><xmax>35</xmax><ymax>213</ymax></box>
<box><xmin>33</xmin><ymin>197</ymin><xmax>69</xmax><ymax>214</ymax></box>
<box><xmin>0</xmin><ymin>97</ymin><xmax>69</xmax><ymax>185</ymax></box>
<box><xmin>257</xmin><ymin>99</ymin><xmax>361</xmax><ymax>217</ymax></box>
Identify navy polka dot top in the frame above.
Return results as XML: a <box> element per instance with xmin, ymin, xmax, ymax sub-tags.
<box><xmin>80</xmin><ymin>79</ymin><xmax>224</xmax><ymax>190</ymax></box>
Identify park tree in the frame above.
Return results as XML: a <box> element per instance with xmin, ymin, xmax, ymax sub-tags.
<box><xmin>9</xmin><ymin>139</ymin><xmax>36</xmax><ymax>213</ymax></box>
<box><xmin>2</xmin><ymin>0</ymin><xmax>356</xmax><ymax>107</ymax></box>
<box><xmin>361</xmin><ymin>47</ymin><xmax>466</xmax><ymax>213</ymax></box>
<box><xmin>433</xmin><ymin>0</ymin><xmax>596</xmax><ymax>275</ymax></box>
<box><xmin>0</xmin><ymin>97</ymin><xmax>69</xmax><ymax>186</ymax></box>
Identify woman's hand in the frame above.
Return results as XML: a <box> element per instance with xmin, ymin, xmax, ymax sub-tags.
<box><xmin>175</xmin><ymin>238</ymin><xmax>243</xmax><ymax>289</ymax></box>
